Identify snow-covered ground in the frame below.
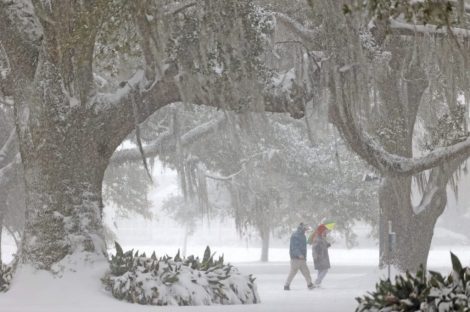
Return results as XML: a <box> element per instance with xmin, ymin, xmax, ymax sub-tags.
<box><xmin>1</xmin><ymin>163</ymin><xmax>469</xmax><ymax>311</ymax></box>
<box><xmin>0</xmin><ymin>245</ymin><xmax>469</xmax><ymax>312</ymax></box>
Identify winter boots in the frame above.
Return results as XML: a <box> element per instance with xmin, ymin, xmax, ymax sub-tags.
<box><xmin>284</xmin><ymin>284</ymin><xmax>315</xmax><ymax>290</ymax></box>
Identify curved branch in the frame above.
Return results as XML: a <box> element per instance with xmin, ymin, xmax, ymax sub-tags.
<box><xmin>93</xmin><ymin>61</ymin><xmax>306</xmax><ymax>155</ymax></box>
<box><xmin>330</xmin><ymin>72</ymin><xmax>470</xmax><ymax>176</ymax></box>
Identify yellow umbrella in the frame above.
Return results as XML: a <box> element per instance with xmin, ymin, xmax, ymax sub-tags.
<box><xmin>323</xmin><ymin>222</ymin><xmax>336</xmax><ymax>231</ymax></box>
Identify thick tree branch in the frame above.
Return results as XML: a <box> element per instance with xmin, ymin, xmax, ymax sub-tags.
<box><xmin>91</xmin><ymin>67</ymin><xmax>181</xmax><ymax>152</ymax></box>
<box><xmin>31</xmin><ymin>0</ymin><xmax>110</xmax><ymax>102</ymax></box>
<box><xmin>93</xmin><ymin>62</ymin><xmax>306</xmax><ymax>155</ymax></box>
<box><xmin>133</xmin><ymin>0</ymin><xmax>159</xmax><ymax>80</ymax></box>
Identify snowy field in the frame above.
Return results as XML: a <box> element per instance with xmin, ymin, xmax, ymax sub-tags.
<box><xmin>1</xmin><ymin>245</ymin><xmax>469</xmax><ymax>312</ymax></box>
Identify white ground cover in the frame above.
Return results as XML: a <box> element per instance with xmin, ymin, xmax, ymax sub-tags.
<box><xmin>1</xmin><ymin>245</ymin><xmax>469</xmax><ymax>312</ymax></box>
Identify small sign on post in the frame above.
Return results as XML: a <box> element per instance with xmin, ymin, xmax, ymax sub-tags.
<box><xmin>388</xmin><ymin>220</ymin><xmax>396</xmax><ymax>280</ymax></box>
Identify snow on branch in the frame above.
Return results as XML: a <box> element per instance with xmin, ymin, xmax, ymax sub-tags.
<box><xmin>389</xmin><ymin>19</ymin><xmax>470</xmax><ymax>38</ymax></box>
<box><xmin>91</xmin><ymin>70</ymin><xmax>146</xmax><ymax>112</ymax></box>
<box><xmin>111</xmin><ymin>133</ymin><xmax>170</xmax><ymax>164</ymax></box>
<box><xmin>178</xmin><ymin>113</ymin><xmax>225</xmax><ymax>146</ymax></box>
<box><xmin>91</xmin><ymin>66</ymin><xmax>182</xmax><ymax>138</ymax></box>
<box><xmin>340</xmin><ymin>114</ymin><xmax>470</xmax><ymax>176</ymax></box>
<box><xmin>111</xmin><ymin>114</ymin><xmax>226</xmax><ymax>164</ymax></box>
<box><xmin>394</xmin><ymin>139</ymin><xmax>470</xmax><ymax>175</ymax></box>
<box><xmin>94</xmin><ymin>58</ymin><xmax>306</xmax><ymax>147</ymax></box>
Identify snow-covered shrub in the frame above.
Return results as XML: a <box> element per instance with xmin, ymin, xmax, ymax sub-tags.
<box><xmin>102</xmin><ymin>243</ymin><xmax>259</xmax><ymax>306</ymax></box>
<box><xmin>356</xmin><ymin>266</ymin><xmax>431</xmax><ymax>311</ymax></box>
<box><xmin>0</xmin><ymin>262</ymin><xmax>13</xmax><ymax>292</ymax></box>
<box><xmin>356</xmin><ymin>253</ymin><xmax>470</xmax><ymax>312</ymax></box>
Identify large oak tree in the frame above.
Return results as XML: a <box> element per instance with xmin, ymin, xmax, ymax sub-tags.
<box><xmin>0</xmin><ymin>0</ymin><xmax>303</xmax><ymax>271</ymax></box>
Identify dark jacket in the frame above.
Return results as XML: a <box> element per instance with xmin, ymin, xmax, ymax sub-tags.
<box><xmin>289</xmin><ymin>229</ymin><xmax>307</xmax><ymax>260</ymax></box>
<box><xmin>312</xmin><ymin>235</ymin><xmax>330</xmax><ymax>270</ymax></box>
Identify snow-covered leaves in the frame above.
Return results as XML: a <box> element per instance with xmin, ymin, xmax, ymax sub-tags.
<box><xmin>103</xmin><ymin>243</ymin><xmax>259</xmax><ymax>306</ymax></box>
<box><xmin>356</xmin><ymin>252</ymin><xmax>470</xmax><ymax>311</ymax></box>
<box><xmin>0</xmin><ymin>262</ymin><xmax>13</xmax><ymax>292</ymax></box>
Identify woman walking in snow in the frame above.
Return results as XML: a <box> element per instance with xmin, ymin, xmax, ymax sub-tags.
<box><xmin>310</xmin><ymin>224</ymin><xmax>331</xmax><ymax>287</ymax></box>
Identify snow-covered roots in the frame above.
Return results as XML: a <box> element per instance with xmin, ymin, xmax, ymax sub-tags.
<box><xmin>102</xmin><ymin>244</ymin><xmax>259</xmax><ymax>306</ymax></box>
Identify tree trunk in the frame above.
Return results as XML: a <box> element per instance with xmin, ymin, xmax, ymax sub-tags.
<box><xmin>371</xmin><ymin>48</ymin><xmax>448</xmax><ymax>271</ymax></box>
<box><xmin>14</xmin><ymin>57</ymin><xmax>117</xmax><ymax>270</ymax></box>
<box><xmin>20</xmin><ymin>155</ymin><xmax>108</xmax><ymax>270</ymax></box>
<box><xmin>20</xmin><ymin>143</ymin><xmax>110</xmax><ymax>266</ymax></box>
<box><xmin>260</xmin><ymin>228</ymin><xmax>270</xmax><ymax>262</ymax></box>
<box><xmin>379</xmin><ymin>177</ymin><xmax>443</xmax><ymax>271</ymax></box>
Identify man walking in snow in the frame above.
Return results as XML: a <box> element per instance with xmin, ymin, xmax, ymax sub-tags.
<box><xmin>284</xmin><ymin>223</ymin><xmax>314</xmax><ymax>290</ymax></box>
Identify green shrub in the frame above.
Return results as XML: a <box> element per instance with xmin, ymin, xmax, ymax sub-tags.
<box><xmin>102</xmin><ymin>242</ymin><xmax>259</xmax><ymax>306</ymax></box>
<box><xmin>356</xmin><ymin>253</ymin><xmax>470</xmax><ymax>312</ymax></box>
